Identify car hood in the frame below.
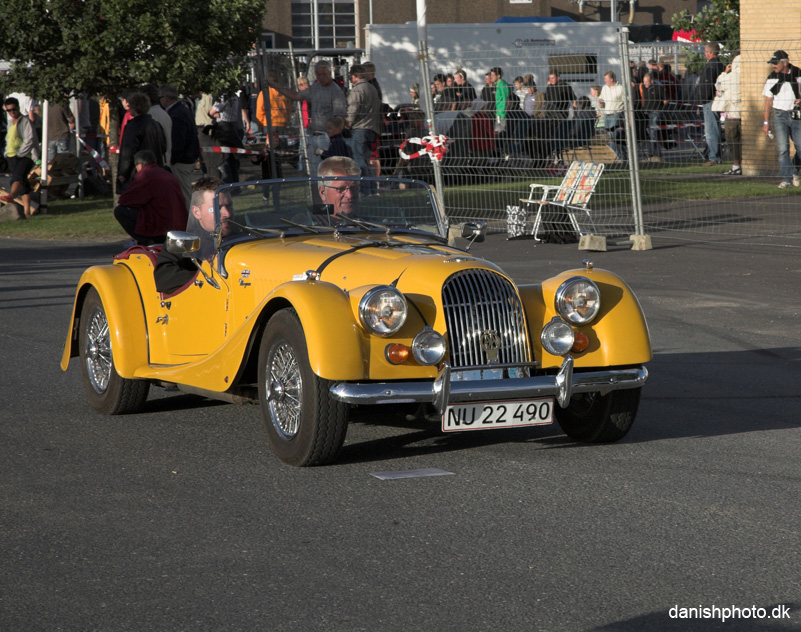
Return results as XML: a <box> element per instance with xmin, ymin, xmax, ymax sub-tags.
<box><xmin>223</xmin><ymin>234</ymin><xmax>506</xmax><ymax>295</ymax></box>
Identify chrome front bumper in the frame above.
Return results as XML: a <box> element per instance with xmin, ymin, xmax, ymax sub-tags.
<box><xmin>329</xmin><ymin>356</ymin><xmax>648</xmax><ymax>414</ymax></box>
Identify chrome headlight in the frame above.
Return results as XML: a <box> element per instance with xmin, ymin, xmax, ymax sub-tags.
<box><xmin>412</xmin><ymin>327</ymin><xmax>447</xmax><ymax>365</ymax></box>
<box><xmin>541</xmin><ymin>317</ymin><xmax>575</xmax><ymax>356</ymax></box>
<box><xmin>555</xmin><ymin>277</ymin><xmax>601</xmax><ymax>325</ymax></box>
<box><xmin>359</xmin><ymin>286</ymin><xmax>407</xmax><ymax>336</ymax></box>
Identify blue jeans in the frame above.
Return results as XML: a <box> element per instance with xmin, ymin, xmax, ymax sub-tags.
<box><xmin>605</xmin><ymin>113</ymin><xmax>626</xmax><ymax>161</ymax></box>
<box><xmin>772</xmin><ymin>109</ymin><xmax>801</xmax><ymax>183</ymax></box>
<box><xmin>47</xmin><ymin>138</ymin><xmax>70</xmax><ymax>158</ymax></box>
<box><xmin>646</xmin><ymin>112</ymin><xmax>662</xmax><ymax>157</ymax></box>
<box><xmin>702</xmin><ymin>101</ymin><xmax>720</xmax><ymax>162</ymax></box>
<box><xmin>346</xmin><ymin>128</ymin><xmax>378</xmax><ymax>195</ymax></box>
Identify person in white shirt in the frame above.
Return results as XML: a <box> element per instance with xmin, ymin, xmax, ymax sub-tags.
<box><xmin>762</xmin><ymin>50</ymin><xmax>801</xmax><ymax>188</ymax></box>
<box><xmin>599</xmin><ymin>70</ymin><xmax>627</xmax><ymax>162</ymax></box>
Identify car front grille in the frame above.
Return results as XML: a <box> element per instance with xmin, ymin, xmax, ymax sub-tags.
<box><xmin>442</xmin><ymin>269</ymin><xmax>531</xmax><ymax>368</ymax></box>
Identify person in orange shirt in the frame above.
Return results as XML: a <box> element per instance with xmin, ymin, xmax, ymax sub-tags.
<box><xmin>256</xmin><ymin>72</ymin><xmax>293</xmax><ymax>133</ymax></box>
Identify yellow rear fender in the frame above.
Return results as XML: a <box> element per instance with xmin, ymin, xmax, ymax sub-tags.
<box><xmin>519</xmin><ymin>268</ymin><xmax>651</xmax><ymax>369</ymax></box>
<box><xmin>60</xmin><ymin>265</ymin><xmax>148</xmax><ymax>378</ymax></box>
<box><xmin>261</xmin><ymin>280</ymin><xmax>366</xmax><ymax>380</ymax></box>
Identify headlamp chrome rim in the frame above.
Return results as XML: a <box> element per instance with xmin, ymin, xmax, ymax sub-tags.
<box><xmin>541</xmin><ymin>316</ymin><xmax>575</xmax><ymax>356</ymax></box>
<box><xmin>554</xmin><ymin>276</ymin><xmax>601</xmax><ymax>325</ymax></box>
<box><xmin>411</xmin><ymin>327</ymin><xmax>447</xmax><ymax>365</ymax></box>
<box><xmin>358</xmin><ymin>285</ymin><xmax>408</xmax><ymax>336</ymax></box>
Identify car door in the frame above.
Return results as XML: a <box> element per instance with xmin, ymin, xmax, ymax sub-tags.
<box><xmin>150</xmin><ymin>262</ymin><xmax>231</xmax><ymax>362</ymax></box>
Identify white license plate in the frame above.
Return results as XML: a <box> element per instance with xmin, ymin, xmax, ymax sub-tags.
<box><xmin>442</xmin><ymin>398</ymin><xmax>554</xmax><ymax>432</ymax></box>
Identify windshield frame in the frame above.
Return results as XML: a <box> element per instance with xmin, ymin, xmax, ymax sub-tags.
<box><xmin>214</xmin><ymin>175</ymin><xmax>448</xmax><ymax>239</ymax></box>
<box><xmin>210</xmin><ymin>176</ymin><xmax>450</xmax><ymax>279</ymax></box>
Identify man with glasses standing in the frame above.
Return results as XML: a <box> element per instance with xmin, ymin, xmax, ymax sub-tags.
<box><xmin>1</xmin><ymin>97</ymin><xmax>40</xmax><ymax>218</ymax></box>
<box><xmin>762</xmin><ymin>50</ymin><xmax>801</xmax><ymax>189</ymax></box>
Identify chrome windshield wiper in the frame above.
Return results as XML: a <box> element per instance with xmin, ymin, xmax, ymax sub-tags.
<box><xmin>280</xmin><ymin>218</ymin><xmax>336</xmax><ymax>234</ymax></box>
<box><xmin>228</xmin><ymin>220</ymin><xmax>285</xmax><ymax>239</ymax></box>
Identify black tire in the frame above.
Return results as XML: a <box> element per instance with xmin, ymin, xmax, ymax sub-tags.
<box><xmin>555</xmin><ymin>387</ymin><xmax>641</xmax><ymax>443</ymax></box>
<box><xmin>258</xmin><ymin>309</ymin><xmax>349</xmax><ymax>466</ymax></box>
<box><xmin>78</xmin><ymin>287</ymin><xmax>150</xmax><ymax>414</ymax></box>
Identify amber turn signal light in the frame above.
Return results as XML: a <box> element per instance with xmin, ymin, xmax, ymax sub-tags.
<box><xmin>571</xmin><ymin>332</ymin><xmax>589</xmax><ymax>353</ymax></box>
<box><xmin>386</xmin><ymin>343</ymin><xmax>411</xmax><ymax>364</ymax></box>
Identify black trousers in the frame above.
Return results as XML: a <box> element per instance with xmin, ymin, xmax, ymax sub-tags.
<box><xmin>113</xmin><ymin>206</ymin><xmax>166</xmax><ymax>246</ymax></box>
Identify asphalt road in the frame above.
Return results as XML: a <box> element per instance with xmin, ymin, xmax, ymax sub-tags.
<box><xmin>1</xmin><ymin>233</ymin><xmax>800</xmax><ymax>632</ymax></box>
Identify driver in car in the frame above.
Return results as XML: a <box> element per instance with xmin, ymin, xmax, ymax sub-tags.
<box><xmin>154</xmin><ymin>175</ymin><xmax>234</xmax><ymax>294</ymax></box>
<box><xmin>316</xmin><ymin>156</ymin><xmax>362</xmax><ymax>222</ymax></box>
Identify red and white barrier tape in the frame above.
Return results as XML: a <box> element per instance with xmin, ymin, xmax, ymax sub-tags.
<box><xmin>399</xmin><ymin>135</ymin><xmax>452</xmax><ymax>162</ymax></box>
<box><xmin>76</xmin><ymin>135</ymin><xmax>111</xmax><ymax>170</ymax></box>
<box><xmin>108</xmin><ymin>145</ymin><xmax>267</xmax><ymax>157</ymax></box>
<box><xmin>201</xmin><ymin>145</ymin><xmax>267</xmax><ymax>156</ymax></box>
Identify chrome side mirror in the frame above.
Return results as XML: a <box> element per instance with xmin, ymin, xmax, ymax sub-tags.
<box><xmin>163</xmin><ymin>230</ymin><xmax>220</xmax><ymax>290</ymax></box>
<box><xmin>165</xmin><ymin>230</ymin><xmax>201</xmax><ymax>255</ymax></box>
<box><xmin>461</xmin><ymin>221</ymin><xmax>487</xmax><ymax>250</ymax></box>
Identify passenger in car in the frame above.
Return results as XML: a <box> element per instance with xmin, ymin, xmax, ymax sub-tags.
<box><xmin>154</xmin><ymin>176</ymin><xmax>233</xmax><ymax>294</ymax></box>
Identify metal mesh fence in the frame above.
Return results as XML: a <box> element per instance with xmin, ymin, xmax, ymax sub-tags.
<box><xmin>627</xmin><ymin>40</ymin><xmax>801</xmax><ymax>245</ymax></box>
<box><xmin>254</xmin><ymin>37</ymin><xmax>801</xmax><ymax>246</ymax></box>
<box><xmin>365</xmin><ymin>42</ymin><xmax>640</xmax><ymax>237</ymax></box>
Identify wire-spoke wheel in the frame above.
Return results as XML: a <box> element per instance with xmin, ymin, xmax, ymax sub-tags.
<box><xmin>266</xmin><ymin>341</ymin><xmax>302</xmax><ymax>440</ymax></box>
<box><xmin>258</xmin><ymin>309</ymin><xmax>349</xmax><ymax>466</ymax></box>
<box><xmin>78</xmin><ymin>287</ymin><xmax>149</xmax><ymax>414</ymax></box>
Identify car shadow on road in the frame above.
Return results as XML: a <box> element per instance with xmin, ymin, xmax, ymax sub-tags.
<box><xmin>337</xmin><ymin>346</ymin><xmax>801</xmax><ymax>464</ymax></box>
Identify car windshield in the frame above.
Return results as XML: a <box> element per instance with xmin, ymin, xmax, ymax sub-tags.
<box><xmin>215</xmin><ymin>177</ymin><xmax>446</xmax><ymax>241</ymax></box>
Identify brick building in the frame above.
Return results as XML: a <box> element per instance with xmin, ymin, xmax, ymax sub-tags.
<box><xmin>262</xmin><ymin>1</ymin><xmax>702</xmax><ymax>50</ymax></box>
<box><xmin>740</xmin><ymin>1</ymin><xmax>801</xmax><ymax>176</ymax></box>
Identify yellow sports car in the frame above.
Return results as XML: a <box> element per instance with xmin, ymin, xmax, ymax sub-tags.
<box><xmin>61</xmin><ymin>172</ymin><xmax>650</xmax><ymax>466</ymax></box>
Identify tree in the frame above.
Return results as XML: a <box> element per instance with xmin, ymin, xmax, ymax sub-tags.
<box><xmin>0</xmin><ymin>0</ymin><xmax>266</xmax><ymax>102</ymax></box>
<box><xmin>672</xmin><ymin>0</ymin><xmax>740</xmax><ymax>70</ymax></box>
<box><xmin>0</xmin><ymin>0</ymin><xmax>265</xmax><ymax>192</ymax></box>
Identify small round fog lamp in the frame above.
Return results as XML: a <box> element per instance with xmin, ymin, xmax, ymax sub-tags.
<box><xmin>541</xmin><ymin>317</ymin><xmax>575</xmax><ymax>356</ymax></box>
<box><xmin>412</xmin><ymin>328</ymin><xmax>447</xmax><ymax>365</ymax></box>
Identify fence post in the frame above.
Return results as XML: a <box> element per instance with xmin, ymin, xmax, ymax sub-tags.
<box><xmin>39</xmin><ymin>100</ymin><xmax>49</xmax><ymax>215</ymax></box>
<box><xmin>416</xmin><ymin>2</ymin><xmax>446</xmax><ymax>216</ymax></box>
<box><xmin>288</xmin><ymin>43</ymin><xmax>309</xmax><ymax>175</ymax></box>
<box><xmin>619</xmin><ymin>27</ymin><xmax>651</xmax><ymax>250</ymax></box>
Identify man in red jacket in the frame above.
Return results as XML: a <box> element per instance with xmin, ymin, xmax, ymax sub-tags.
<box><xmin>113</xmin><ymin>150</ymin><xmax>187</xmax><ymax>246</ymax></box>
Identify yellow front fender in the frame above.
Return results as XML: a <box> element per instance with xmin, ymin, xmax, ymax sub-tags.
<box><xmin>520</xmin><ymin>268</ymin><xmax>652</xmax><ymax>369</ymax></box>
<box><xmin>269</xmin><ymin>279</ymin><xmax>367</xmax><ymax>380</ymax></box>
<box><xmin>60</xmin><ymin>264</ymin><xmax>148</xmax><ymax>378</ymax></box>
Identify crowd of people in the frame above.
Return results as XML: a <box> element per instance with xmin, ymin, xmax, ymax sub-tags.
<box><xmin>3</xmin><ymin>45</ymin><xmax>801</xmax><ymax>231</ymax></box>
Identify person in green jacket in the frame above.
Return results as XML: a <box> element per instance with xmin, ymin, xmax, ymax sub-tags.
<box><xmin>489</xmin><ymin>66</ymin><xmax>516</xmax><ymax>156</ymax></box>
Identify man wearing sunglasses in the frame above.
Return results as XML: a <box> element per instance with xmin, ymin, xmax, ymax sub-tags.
<box><xmin>316</xmin><ymin>156</ymin><xmax>361</xmax><ymax>221</ymax></box>
<box><xmin>1</xmin><ymin>97</ymin><xmax>40</xmax><ymax>218</ymax></box>
<box><xmin>762</xmin><ymin>50</ymin><xmax>801</xmax><ymax>189</ymax></box>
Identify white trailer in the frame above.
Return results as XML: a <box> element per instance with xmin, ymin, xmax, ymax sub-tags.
<box><xmin>366</xmin><ymin>20</ymin><xmax>624</xmax><ymax>108</ymax></box>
